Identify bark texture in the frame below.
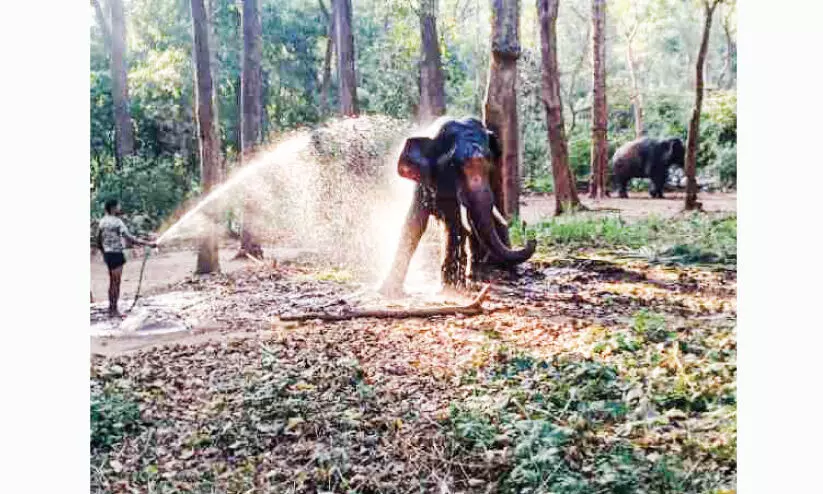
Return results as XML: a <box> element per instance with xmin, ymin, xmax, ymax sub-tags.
<box><xmin>191</xmin><ymin>0</ymin><xmax>221</xmax><ymax>273</ymax></box>
<box><xmin>625</xmin><ymin>25</ymin><xmax>644</xmax><ymax>138</ymax></box>
<box><xmin>240</xmin><ymin>0</ymin><xmax>264</xmax><ymax>257</ymax></box>
<box><xmin>109</xmin><ymin>0</ymin><xmax>135</xmax><ymax>169</ymax></box>
<box><xmin>418</xmin><ymin>0</ymin><xmax>446</xmax><ymax>124</ymax></box>
<box><xmin>685</xmin><ymin>0</ymin><xmax>721</xmax><ymax>211</ymax></box>
<box><xmin>319</xmin><ymin>0</ymin><xmax>335</xmax><ymax>116</ymax></box>
<box><xmin>484</xmin><ymin>0</ymin><xmax>521</xmax><ymax>220</ymax></box>
<box><xmin>538</xmin><ymin>0</ymin><xmax>582</xmax><ymax>214</ymax></box>
<box><xmin>589</xmin><ymin>0</ymin><xmax>608</xmax><ymax>199</ymax></box>
<box><xmin>333</xmin><ymin>0</ymin><xmax>358</xmax><ymax>116</ymax></box>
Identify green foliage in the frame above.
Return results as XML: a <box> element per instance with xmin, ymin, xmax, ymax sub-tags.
<box><xmin>446</xmin><ymin>339</ymin><xmax>735</xmax><ymax>493</ymax></box>
<box><xmin>89</xmin><ymin>0</ymin><xmax>736</xmax><ymax>232</ymax></box>
<box><xmin>90</xmin><ymin>388</ymin><xmax>142</xmax><ymax>450</ymax></box>
<box><xmin>91</xmin><ymin>156</ymin><xmax>194</xmax><ymax>234</ymax></box>
<box><xmin>525</xmin><ymin>213</ymin><xmax>737</xmax><ymax>266</ymax></box>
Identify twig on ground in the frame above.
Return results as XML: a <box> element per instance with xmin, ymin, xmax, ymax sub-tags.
<box><xmin>278</xmin><ymin>285</ymin><xmax>492</xmax><ymax>322</ymax></box>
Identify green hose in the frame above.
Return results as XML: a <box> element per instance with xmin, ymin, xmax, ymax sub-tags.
<box><xmin>126</xmin><ymin>247</ymin><xmax>152</xmax><ymax>314</ymax></box>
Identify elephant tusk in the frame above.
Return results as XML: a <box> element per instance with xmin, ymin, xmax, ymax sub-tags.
<box><xmin>460</xmin><ymin>204</ymin><xmax>472</xmax><ymax>233</ymax></box>
<box><xmin>492</xmin><ymin>205</ymin><xmax>509</xmax><ymax>227</ymax></box>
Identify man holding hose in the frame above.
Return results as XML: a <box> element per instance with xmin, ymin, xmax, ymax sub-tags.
<box><xmin>97</xmin><ymin>199</ymin><xmax>157</xmax><ymax>317</ymax></box>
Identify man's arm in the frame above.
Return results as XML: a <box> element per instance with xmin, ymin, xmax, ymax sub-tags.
<box><xmin>96</xmin><ymin>229</ymin><xmax>104</xmax><ymax>252</ymax></box>
<box><xmin>120</xmin><ymin>219</ymin><xmax>156</xmax><ymax>247</ymax></box>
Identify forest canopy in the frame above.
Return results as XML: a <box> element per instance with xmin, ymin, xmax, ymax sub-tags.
<box><xmin>90</xmin><ymin>0</ymin><xmax>736</xmax><ymax>231</ymax></box>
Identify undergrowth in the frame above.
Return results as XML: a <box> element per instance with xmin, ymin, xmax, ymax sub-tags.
<box><xmin>445</xmin><ymin>311</ymin><xmax>736</xmax><ymax>493</ymax></box>
<box><xmin>511</xmin><ymin>213</ymin><xmax>736</xmax><ymax>266</ymax></box>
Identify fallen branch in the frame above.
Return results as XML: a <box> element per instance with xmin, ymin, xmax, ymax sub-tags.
<box><xmin>278</xmin><ymin>284</ymin><xmax>492</xmax><ymax>322</ymax></box>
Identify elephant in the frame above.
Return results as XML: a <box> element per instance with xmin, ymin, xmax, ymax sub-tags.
<box><xmin>379</xmin><ymin>117</ymin><xmax>536</xmax><ymax>297</ymax></box>
<box><xmin>611</xmin><ymin>137</ymin><xmax>685</xmax><ymax>198</ymax></box>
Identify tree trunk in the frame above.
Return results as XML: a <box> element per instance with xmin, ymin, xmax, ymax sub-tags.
<box><xmin>319</xmin><ymin>0</ymin><xmax>335</xmax><ymax>117</ymax></box>
<box><xmin>589</xmin><ymin>0</ymin><xmax>608</xmax><ymax>199</ymax></box>
<box><xmin>109</xmin><ymin>0</ymin><xmax>135</xmax><ymax>169</ymax></box>
<box><xmin>91</xmin><ymin>0</ymin><xmax>111</xmax><ymax>52</ymax></box>
<box><xmin>685</xmin><ymin>0</ymin><xmax>720</xmax><ymax>211</ymax></box>
<box><xmin>239</xmin><ymin>0</ymin><xmax>264</xmax><ymax>258</ymax></box>
<box><xmin>484</xmin><ymin>0</ymin><xmax>521</xmax><ymax>221</ymax></box>
<box><xmin>625</xmin><ymin>27</ymin><xmax>644</xmax><ymax>138</ymax></box>
<box><xmin>208</xmin><ymin>0</ymin><xmax>223</xmax><ymax>179</ymax></box>
<box><xmin>191</xmin><ymin>0</ymin><xmax>221</xmax><ymax>274</ymax></box>
<box><xmin>538</xmin><ymin>0</ymin><xmax>582</xmax><ymax>215</ymax></box>
<box><xmin>718</xmin><ymin>11</ymin><xmax>736</xmax><ymax>89</ymax></box>
<box><xmin>418</xmin><ymin>0</ymin><xmax>447</xmax><ymax>124</ymax></box>
<box><xmin>333</xmin><ymin>0</ymin><xmax>358</xmax><ymax>116</ymax></box>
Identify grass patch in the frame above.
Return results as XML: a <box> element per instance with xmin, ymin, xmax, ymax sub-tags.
<box><xmin>512</xmin><ymin>213</ymin><xmax>736</xmax><ymax>266</ymax></box>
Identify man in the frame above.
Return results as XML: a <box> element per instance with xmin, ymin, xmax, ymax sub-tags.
<box><xmin>96</xmin><ymin>199</ymin><xmax>157</xmax><ymax>317</ymax></box>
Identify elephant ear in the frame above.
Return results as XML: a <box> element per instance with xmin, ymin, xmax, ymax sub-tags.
<box><xmin>668</xmin><ymin>138</ymin><xmax>685</xmax><ymax>166</ymax></box>
<box><xmin>487</xmin><ymin>131</ymin><xmax>503</xmax><ymax>159</ymax></box>
<box><xmin>397</xmin><ymin>137</ymin><xmax>434</xmax><ymax>182</ymax></box>
<box><xmin>397</xmin><ymin>136</ymin><xmax>455</xmax><ymax>183</ymax></box>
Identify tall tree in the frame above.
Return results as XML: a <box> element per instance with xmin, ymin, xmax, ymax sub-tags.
<box><xmin>333</xmin><ymin>0</ymin><xmax>358</xmax><ymax>116</ymax></box>
<box><xmin>418</xmin><ymin>0</ymin><xmax>446</xmax><ymax>123</ymax></box>
<box><xmin>685</xmin><ymin>0</ymin><xmax>723</xmax><ymax>211</ymax></box>
<box><xmin>319</xmin><ymin>0</ymin><xmax>336</xmax><ymax>117</ymax></box>
<box><xmin>109</xmin><ymin>0</ymin><xmax>135</xmax><ymax>169</ymax></box>
<box><xmin>239</xmin><ymin>0</ymin><xmax>264</xmax><ymax>258</ymax></box>
<box><xmin>191</xmin><ymin>0</ymin><xmax>221</xmax><ymax>273</ymax></box>
<box><xmin>208</xmin><ymin>0</ymin><xmax>223</xmax><ymax>179</ymax></box>
<box><xmin>484</xmin><ymin>0</ymin><xmax>522</xmax><ymax>220</ymax></box>
<box><xmin>625</xmin><ymin>23</ymin><xmax>644</xmax><ymax>137</ymax></box>
<box><xmin>538</xmin><ymin>0</ymin><xmax>583</xmax><ymax>214</ymax></box>
<box><xmin>716</xmin><ymin>2</ymin><xmax>736</xmax><ymax>89</ymax></box>
<box><xmin>589</xmin><ymin>0</ymin><xmax>608</xmax><ymax>199</ymax></box>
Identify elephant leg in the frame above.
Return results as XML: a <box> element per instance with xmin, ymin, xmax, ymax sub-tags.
<box><xmin>650</xmin><ymin>172</ymin><xmax>666</xmax><ymax>198</ymax></box>
<box><xmin>439</xmin><ymin>209</ymin><xmax>468</xmax><ymax>290</ymax></box>
<box><xmin>379</xmin><ymin>194</ymin><xmax>430</xmax><ymax>297</ymax></box>
<box><xmin>619</xmin><ymin>177</ymin><xmax>630</xmax><ymax>198</ymax></box>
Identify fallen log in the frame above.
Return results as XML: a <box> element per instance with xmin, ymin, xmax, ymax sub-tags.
<box><xmin>278</xmin><ymin>284</ymin><xmax>491</xmax><ymax>322</ymax></box>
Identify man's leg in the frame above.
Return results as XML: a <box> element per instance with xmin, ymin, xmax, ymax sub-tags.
<box><xmin>108</xmin><ymin>266</ymin><xmax>123</xmax><ymax>316</ymax></box>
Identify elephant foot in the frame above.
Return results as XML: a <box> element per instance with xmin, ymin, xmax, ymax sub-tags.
<box><xmin>619</xmin><ymin>193</ymin><xmax>629</xmax><ymax>199</ymax></box>
<box><xmin>378</xmin><ymin>281</ymin><xmax>406</xmax><ymax>300</ymax></box>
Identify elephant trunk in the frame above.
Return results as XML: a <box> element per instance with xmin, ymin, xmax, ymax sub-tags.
<box><xmin>463</xmin><ymin>187</ymin><xmax>536</xmax><ymax>265</ymax></box>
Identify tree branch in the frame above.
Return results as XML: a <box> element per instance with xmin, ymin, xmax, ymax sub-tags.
<box><xmin>278</xmin><ymin>285</ymin><xmax>492</xmax><ymax>322</ymax></box>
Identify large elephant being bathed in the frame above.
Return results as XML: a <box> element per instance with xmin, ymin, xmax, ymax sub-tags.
<box><xmin>380</xmin><ymin>117</ymin><xmax>536</xmax><ymax>297</ymax></box>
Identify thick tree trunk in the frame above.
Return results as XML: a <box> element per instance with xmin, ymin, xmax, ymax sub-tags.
<box><xmin>625</xmin><ymin>26</ymin><xmax>644</xmax><ymax>138</ymax></box>
<box><xmin>109</xmin><ymin>0</ymin><xmax>135</xmax><ymax>169</ymax></box>
<box><xmin>484</xmin><ymin>0</ymin><xmax>521</xmax><ymax>221</ymax></box>
<box><xmin>589</xmin><ymin>0</ymin><xmax>608</xmax><ymax>199</ymax></box>
<box><xmin>685</xmin><ymin>0</ymin><xmax>720</xmax><ymax>211</ymax></box>
<box><xmin>191</xmin><ymin>0</ymin><xmax>221</xmax><ymax>274</ymax></box>
<box><xmin>239</xmin><ymin>0</ymin><xmax>264</xmax><ymax>258</ymax></box>
<box><xmin>319</xmin><ymin>0</ymin><xmax>335</xmax><ymax>117</ymax></box>
<box><xmin>538</xmin><ymin>0</ymin><xmax>582</xmax><ymax>215</ymax></box>
<box><xmin>333</xmin><ymin>0</ymin><xmax>358</xmax><ymax>116</ymax></box>
<box><xmin>418</xmin><ymin>0</ymin><xmax>447</xmax><ymax>124</ymax></box>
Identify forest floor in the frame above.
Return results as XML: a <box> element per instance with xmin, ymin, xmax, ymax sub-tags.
<box><xmin>90</xmin><ymin>192</ymin><xmax>737</xmax><ymax>493</ymax></box>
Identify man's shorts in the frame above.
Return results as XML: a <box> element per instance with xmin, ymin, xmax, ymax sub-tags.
<box><xmin>103</xmin><ymin>252</ymin><xmax>127</xmax><ymax>271</ymax></box>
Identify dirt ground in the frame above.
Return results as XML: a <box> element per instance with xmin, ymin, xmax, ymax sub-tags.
<box><xmin>519</xmin><ymin>191</ymin><xmax>736</xmax><ymax>224</ymax></box>
<box><xmin>90</xmin><ymin>192</ymin><xmax>736</xmax><ymax>302</ymax></box>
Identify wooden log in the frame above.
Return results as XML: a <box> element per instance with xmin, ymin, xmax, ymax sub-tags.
<box><xmin>278</xmin><ymin>285</ymin><xmax>492</xmax><ymax>322</ymax></box>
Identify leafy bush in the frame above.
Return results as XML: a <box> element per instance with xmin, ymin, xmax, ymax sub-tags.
<box><xmin>90</xmin><ymin>389</ymin><xmax>142</xmax><ymax>450</ymax></box>
<box><xmin>90</xmin><ymin>155</ymin><xmax>194</xmax><ymax>235</ymax></box>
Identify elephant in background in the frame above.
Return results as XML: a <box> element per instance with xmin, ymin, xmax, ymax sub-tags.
<box><xmin>380</xmin><ymin>117</ymin><xmax>536</xmax><ymax>297</ymax></box>
<box><xmin>611</xmin><ymin>137</ymin><xmax>685</xmax><ymax>198</ymax></box>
